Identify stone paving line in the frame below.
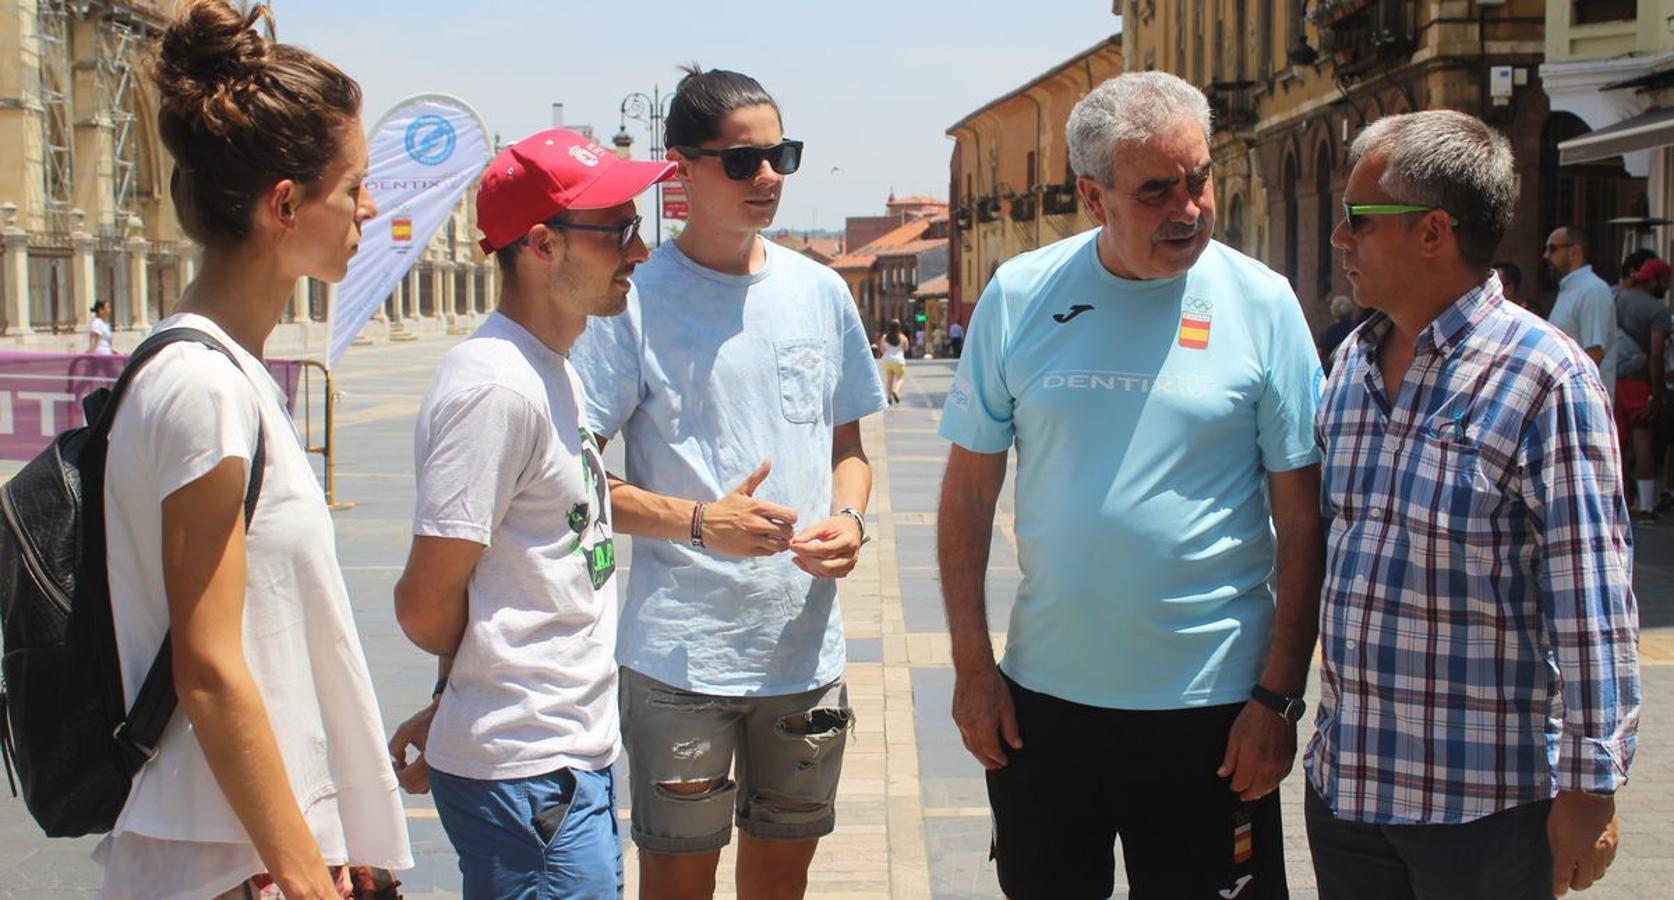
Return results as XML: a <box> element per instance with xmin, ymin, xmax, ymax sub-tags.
<box><xmin>1</xmin><ymin>344</ymin><xmax>1671</xmax><ymax>899</ymax></box>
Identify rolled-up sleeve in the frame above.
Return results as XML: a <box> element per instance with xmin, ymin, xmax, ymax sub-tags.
<box><xmin>1520</xmin><ymin>371</ymin><xmax>1640</xmax><ymax>793</ymax></box>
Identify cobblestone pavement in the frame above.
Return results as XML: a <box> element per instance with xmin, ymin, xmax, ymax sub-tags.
<box><xmin>1</xmin><ymin>344</ymin><xmax>1670</xmax><ymax>898</ymax></box>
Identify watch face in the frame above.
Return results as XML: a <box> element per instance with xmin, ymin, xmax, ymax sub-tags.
<box><xmin>1284</xmin><ymin>698</ymin><xmax>1307</xmax><ymax>723</ymax></box>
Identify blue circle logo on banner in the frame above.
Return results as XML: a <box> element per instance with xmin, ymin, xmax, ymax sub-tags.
<box><xmin>405</xmin><ymin>115</ymin><xmax>456</xmax><ymax>165</ymax></box>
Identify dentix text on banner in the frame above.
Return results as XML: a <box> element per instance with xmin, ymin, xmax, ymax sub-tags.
<box><xmin>328</xmin><ymin>93</ymin><xmax>490</xmax><ymax>367</ymax></box>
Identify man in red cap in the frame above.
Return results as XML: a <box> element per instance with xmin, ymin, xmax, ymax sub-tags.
<box><xmin>1615</xmin><ymin>255</ymin><xmax>1671</xmax><ymax>524</ymax></box>
<box><xmin>386</xmin><ymin>128</ymin><xmax>674</xmax><ymax>898</ymax></box>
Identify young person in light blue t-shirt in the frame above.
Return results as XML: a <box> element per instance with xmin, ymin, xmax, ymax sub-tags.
<box><xmin>937</xmin><ymin>72</ymin><xmax>1324</xmax><ymax>900</ymax></box>
<box><xmin>570</xmin><ymin>66</ymin><xmax>886</xmax><ymax>899</ymax></box>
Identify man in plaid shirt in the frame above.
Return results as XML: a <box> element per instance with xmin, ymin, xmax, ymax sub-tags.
<box><xmin>1309</xmin><ymin>110</ymin><xmax>1640</xmax><ymax>898</ymax></box>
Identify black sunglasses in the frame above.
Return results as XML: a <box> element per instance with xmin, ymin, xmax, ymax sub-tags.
<box><xmin>548</xmin><ymin>214</ymin><xmax>642</xmax><ymax>251</ymax></box>
<box><xmin>672</xmin><ymin>140</ymin><xmax>804</xmax><ymax>180</ymax></box>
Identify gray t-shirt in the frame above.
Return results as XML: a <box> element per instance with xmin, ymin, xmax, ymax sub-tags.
<box><xmin>1615</xmin><ymin>287</ymin><xmax>1672</xmax><ymax>380</ymax></box>
<box><xmin>572</xmin><ymin>239</ymin><xmax>886</xmax><ymax>696</ymax></box>
<box><xmin>413</xmin><ymin>312</ymin><xmax>619</xmax><ymax>780</ymax></box>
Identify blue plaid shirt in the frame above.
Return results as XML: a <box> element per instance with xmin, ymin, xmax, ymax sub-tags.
<box><xmin>1306</xmin><ymin>275</ymin><xmax>1640</xmax><ymax>825</ymax></box>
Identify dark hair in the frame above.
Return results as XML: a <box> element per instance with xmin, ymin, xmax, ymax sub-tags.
<box><xmin>90</xmin><ymin>300</ymin><xmax>108</xmax><ymax>315</ymax></box>
<box><xmin>1556</xmin><ymin>225</ymin><xmax>1588</xmax><ymax>258</ymax></box>
<box><xmin>1490</xmin><ymin>260</ymin><xmax>1521</xmax><ymax>293</ymax></box>
<box><xmin>885</xmin><ymin>319</ymin><xmax>903</xmax><ymax>341</ymax></box>
<box><xmin>664</xmin><ymin>63</ymin><xmax>779</xmax><ymax>149</ymax></box>
<box><xmin>1620</xmin><ymin>248</ymin><xmax>1657</xmax><ymax>282</ymax></box>
<box><xmin>493</xmin><ymin>211</ymin><xmax>572</xmax><ymax>277</ymax></box>
<box><xmin>151</xmin><ymin>0</ymin><xmax>362</xmax><ymax>246</ymax></box>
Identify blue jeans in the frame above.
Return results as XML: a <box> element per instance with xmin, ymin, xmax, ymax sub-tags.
<box><xmin>429</xmin><ymin>764</ymin><xmax>622</xmax><ymax>900</ymax></box>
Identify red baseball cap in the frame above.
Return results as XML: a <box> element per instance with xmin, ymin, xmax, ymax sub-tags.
<box><xmin>476</xmin><ymin>128</ymin><xmax>676</xmax><ymax>254</ymax></box>
<box><xmin>1633</xmin><ymin>258</ymin><xmax>1672</xmax><ymax>281</ymax></box>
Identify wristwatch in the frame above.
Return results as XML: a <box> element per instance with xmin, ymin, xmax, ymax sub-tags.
<box><xmin>1250</xmin><ymin>684</ymin><xmax>1307</xmax><ymax>725</ymax></box>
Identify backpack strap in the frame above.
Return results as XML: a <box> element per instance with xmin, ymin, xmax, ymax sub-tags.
<box><xmin>96</xmin><ymin>328</ymin><xmax>267</xmax><ymax>773</ymax></box>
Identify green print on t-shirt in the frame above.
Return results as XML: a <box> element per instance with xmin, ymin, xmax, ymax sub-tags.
<box><xmin>571</xmin><ymin>427</ymin><xmax>615</xmax><ymax>591</ymax></box>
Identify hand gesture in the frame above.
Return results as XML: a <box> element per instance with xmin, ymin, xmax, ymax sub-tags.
<box><xmin>701</xmin><ymin>460</ymin><xmax>799</xmax><ymax>556</ymax></box>
<box><xmin>789</xmin><ymin>513</ymin><xmax>864</xmax><ymax>579</ymax></box>
<box><xmin>388</xmin><ymin>700</ymin><xmax>438</xmax><ymax>795</ymax></box>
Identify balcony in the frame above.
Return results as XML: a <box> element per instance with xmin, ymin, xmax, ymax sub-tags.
<box><xmin>1008</xmin><ymin>193</ymin><xmax>1037</xmax><ymax>222</ymax></box>
<box><xmin>976</xmin><ymin>195</ymin><xmax>1002</xmax><ymax>224</ymax></box>
<box><xmin>1313</xmin><ymin>0</ymin><xmax>1414</xmax><ymax>80</ymax></box>
<box><xmin>1042</xmin><ymin>183</ymin><xmax>1078</xmax><ymax>216</ymax></box>
<box><xmin>1308</xmin><ymin>0</ymin><xmax>1374</xmax><ymax>29</ymax></box>
<box><xmin>1207</xmin><ymin>79</ymin><xmax>1259</xmax><ymax>132</ymax></box>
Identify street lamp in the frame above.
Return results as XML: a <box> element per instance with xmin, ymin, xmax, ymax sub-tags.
<box><xmin>618</xmin><ymin>87</ymin><xmax>676</xmax><ymax>244</ymax></box>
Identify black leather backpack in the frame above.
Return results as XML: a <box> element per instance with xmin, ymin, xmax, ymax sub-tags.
<box><xmin>0</xmin><ymin>328</ymin><xmax>263</xmax><ymax>837</ymax></box>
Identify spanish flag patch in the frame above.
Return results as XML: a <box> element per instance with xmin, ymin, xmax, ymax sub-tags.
<box><xmin>392</xmin><ymin>215</ymin><xmax>413</xmax><ymax>242</ymax></box>
<box><xmin>1179</xmin><ymin>296</ymin><xmax>1213</xmax><ymax>349</ymax></box>
<box><xmin>1232</xmin><ymin>821</ymin><xmax>1253</xmax><ymax>864</ymax></box>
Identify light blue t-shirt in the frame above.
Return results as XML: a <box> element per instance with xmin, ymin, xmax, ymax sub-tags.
<box><xmin>940</xmin><ymin>232</ymin><xmax>1320</xmax><ymax>710</ymax></box>
<box><xmin>571</xmin><ymin>239</ymin><xmax>887</xmax><ymax>696</ymax></box>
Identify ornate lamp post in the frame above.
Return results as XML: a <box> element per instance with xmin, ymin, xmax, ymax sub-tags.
<box><xmin>618</xmin><ymin>87</ymin><xmax>677</xmax><ymax>244</ymax></box>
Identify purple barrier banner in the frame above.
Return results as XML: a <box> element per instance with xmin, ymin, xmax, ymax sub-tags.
<box><xmin>0</xmin><ymin>351</ymin><xmax>306</xmax><ymax>462</ymax></box>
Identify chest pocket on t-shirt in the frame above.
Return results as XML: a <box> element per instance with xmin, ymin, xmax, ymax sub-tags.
<box><xmin>774</xmin><ymin>338</ymin><xmax>830</xmax><ymax>424</ymax></box>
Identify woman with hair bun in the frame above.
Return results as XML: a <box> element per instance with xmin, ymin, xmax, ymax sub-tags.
<box><xmin>96</xmin><ymin>2</ymin><xmax>410</xmax><ymax>897</ymax></box>
<box><xmin>87</xmin><ymin>299</ymin><xmax>116</xmax><ymax>354</ymax></box>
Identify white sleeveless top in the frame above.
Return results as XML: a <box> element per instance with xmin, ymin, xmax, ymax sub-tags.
<box><xmin>881</xmin><ymin>335</ymin><xmax>907</xmax><ymax>363</ymax></box>
<box><xmin>95</xmin><ymin>314</ymin><xmax>411</xmax><ymax>899</ymax></box>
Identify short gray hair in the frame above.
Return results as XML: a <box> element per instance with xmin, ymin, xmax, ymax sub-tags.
<box><xmin>1067</xmin><ymin>72</ymin><xmax>1213</xmax><ymax>187</ymax></box>
<box><xmin>1347</xmin><ymin>110</ymin><xmax>1516</xmax><ymax>269</ymax></box>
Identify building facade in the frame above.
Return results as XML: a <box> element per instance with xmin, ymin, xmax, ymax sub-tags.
<box><xmin>828</xmin><ymin>195</ymin><xmax>950</xmax><ymax>337</ymax></box>
<box><xmin>1543</xmin><ymin>0</ymin><xmax>1674</xmax><ymax>268</ymax></box>
<box><xmin>0</xmin><ymin>0</ymin><xmax>494</xmax><ymax>354</ymax></box>
<box><xmin>1120</xmin><ymin>0</ymin><xmax>1616</xmax><ymax>329</ymax></box>
<box><xmin>945</xmin><ymin>35</ymin><xmax>1124</xmax><ymax>327</ymax></box>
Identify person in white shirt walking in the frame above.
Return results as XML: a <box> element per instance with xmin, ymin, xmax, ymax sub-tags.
<box><xmin>880</xmin><ymin>317</ymin><xmax>909</xmax><ymax>403</ymax></box>
<box><xmin>86</xmin><ymin>300</ymin><xmax>116</xmax><ymax>355</ymax></box>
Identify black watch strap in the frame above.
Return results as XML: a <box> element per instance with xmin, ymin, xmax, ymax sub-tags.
<box><xmin>1250</xmin><ymin>684</ymin><xmax>1307</xmax><ymax>724</ymax></box>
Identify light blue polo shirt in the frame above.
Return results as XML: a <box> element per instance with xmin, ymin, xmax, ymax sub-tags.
<box><xmin>571</xmin><ymin>239</ymin><xmax>887</xmax><ymax>697</ymax></box>
<box><xmin>940</xmin><ymin>231</ymin><xmax>1320</xmax><ymax>710</ymax></box>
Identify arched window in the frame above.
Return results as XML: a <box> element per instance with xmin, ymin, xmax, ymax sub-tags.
<box><xmin>1226</xmin><ymin>193</ymin><xmax>1246</xmax><ymax>253</ymax></box>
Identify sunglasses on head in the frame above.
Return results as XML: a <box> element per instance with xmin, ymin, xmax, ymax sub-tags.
<box><xmin>1342</xmin><ymin>201</ymin><xmax>1460</xmax><ymax>234</ymax></box>
<box><xmin>672</xmin><ymin>140</ymin><xmax>804</xmax><ymax>180</ymax></box>
<box><xmin>547</xmin><ymin>214</ymin><xmax>642</xmax><ymax>251</ymax></box>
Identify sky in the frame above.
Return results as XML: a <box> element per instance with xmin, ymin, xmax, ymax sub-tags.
<box><xmin>272</xmin><ymin>0</ymin><xmax>1122</xmax><ymax>234</ymax></box>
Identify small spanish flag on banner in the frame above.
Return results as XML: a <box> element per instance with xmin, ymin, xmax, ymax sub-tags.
<box><xmin>392</xmin><ymin>216</ymin><xmax>413</xmax><ymax>243</ymax></box>
<box><xmin>1232</xmin><ymin>821</ymin><xmax>1253</xmax><ymax>864</ymax></box>
<box><xmin>1179</xmin><ymin>312</ymin><xmax>1211</xmax><ymax>349</ymax></box>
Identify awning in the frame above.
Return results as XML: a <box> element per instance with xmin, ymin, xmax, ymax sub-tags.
<box><xmin>1559</xmin><ymin>106</ymin><xmax>1674</xmax><ymax>165</ymax></box>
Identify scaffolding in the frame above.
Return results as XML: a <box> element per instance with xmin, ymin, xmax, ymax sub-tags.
<box><xmin>96</xmin><ymin>9</ymin><xmax>141</xmax><ymax>236</ymax></box>
<box><xmin>37</xmin><ymin>0</ymin><xmax>74</xmax><ymax>234</ymax></box>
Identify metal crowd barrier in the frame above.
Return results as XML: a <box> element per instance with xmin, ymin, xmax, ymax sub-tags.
<box><xmin>290</xmin><ymin>358</ymin><xmax>354</xmax><ymax>511</ymax></box>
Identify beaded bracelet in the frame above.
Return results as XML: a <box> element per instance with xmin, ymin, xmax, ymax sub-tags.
<box><xmin>690</xmin><ymin>501</ymin><xmax>706</xmax><ymax>548</ymax></box>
